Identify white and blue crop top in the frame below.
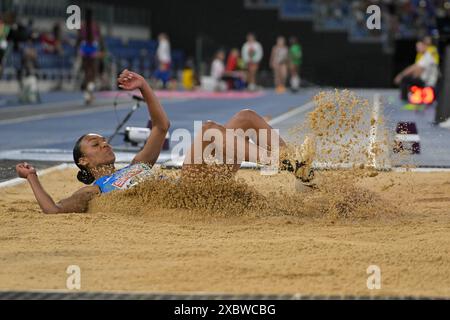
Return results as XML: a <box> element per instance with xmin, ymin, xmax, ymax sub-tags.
<box><xmin>93</xmin><ymin>162</ymin><xmax>162</xmax><ymax>193</ymax></box>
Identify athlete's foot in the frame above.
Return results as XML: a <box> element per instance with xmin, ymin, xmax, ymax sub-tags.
<box><xmin>297</xmin><ymin>134</ymin><xmax>316</xmax><ymax>181</ymax></box>
<box><xmin>280</xmin><ymin>158</ymin><xmax>314</xmax><ymax>182</ymax></box>
<box><xmin>279</xmin><ymin>135</ymin><xmax>317</xmax><ymax>187</ymax></box>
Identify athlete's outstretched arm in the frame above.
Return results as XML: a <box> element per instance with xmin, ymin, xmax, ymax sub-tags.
<box><xmin>117</xmin><ymin>69</ymin><xmax>170</xmax><ymax>165</ymax></box>
<box><xmin>16</xmin><ymin>162</ymin><xmax>99</xmax><ymax>214</ymax></box>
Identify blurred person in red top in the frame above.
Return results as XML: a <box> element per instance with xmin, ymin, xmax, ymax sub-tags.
<box><xmin>223</xmin><ymin>48</ymin><xmax>246</xmax><ymax>90</ymax></box>
<box><xmin>226</xmin><ymin>48</ymin><xmax>239</xmax><ymax>72</ymax></box>
<box><xmin>41</xmin><ymin>23</ymin><xmax>63</xmax><ymax>55</ymax></box>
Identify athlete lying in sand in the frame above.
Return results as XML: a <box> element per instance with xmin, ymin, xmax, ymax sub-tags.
<box><xmin>15</xmin><ymin>69</ymin><xmax>315</xmax><ymax>214</ymax></box>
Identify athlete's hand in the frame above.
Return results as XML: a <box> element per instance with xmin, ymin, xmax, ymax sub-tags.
<box><xmin>117</xmin><ymin>69</ymin><xmax>146</xmax><ymax>90</ymax></box>
<box><xmin>16</xmin><ymin>162</ymin><xmax>37</xmax><ymax>179</ymax></box>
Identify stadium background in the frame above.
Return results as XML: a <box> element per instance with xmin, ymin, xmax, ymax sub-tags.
<box><xmin>1</xmin><ymin>0</ymin><xmax>445</xmax><ymax>89</ymax></box>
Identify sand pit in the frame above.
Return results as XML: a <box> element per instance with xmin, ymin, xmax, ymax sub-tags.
<box><xmin>1</xmin><ymin>167</ymin><xmax>449</xmax><ymax>297</ymax></box>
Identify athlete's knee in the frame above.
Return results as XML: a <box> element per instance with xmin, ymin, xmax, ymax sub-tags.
<box><xmin>202</xmin><ymin>120</ymin><xmax>219</xmax><ymax>130</ymax></box>
<box><xmin>202</xmin><ymin>120</ymin><xmax>225</xmax><ymax>134</ymax></box>
<box><xmin>202</xmin><ymin>120</ymin><xmax>225</xmax><ymax>135</ymax></box>
<box><xmin>239</xmin><ymin>108</ymin><xmax>258</xmax><ymax>116</ymax></box>
<box><xmin>235</xmin><ymin>108</ymin><xmax>258</xmax><ymax>122</ymax></box>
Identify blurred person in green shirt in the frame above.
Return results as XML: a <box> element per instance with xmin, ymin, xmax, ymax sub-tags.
<box><xmin>288</xmin><ymin>36</ymin><xmax>302</xmax><ymax>92</ymax></box>
<box><xmin>0</xmin><ymin>14</ymin><xmax>11</xmax><ymax>76</ymax></box>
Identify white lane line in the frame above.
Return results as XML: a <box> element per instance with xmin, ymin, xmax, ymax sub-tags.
<box><xmin>268</xmin><ymin>101</ymin><xmax>315</xmax><ymax>126</ymax></box>
<box><xmin>367</xmin><ymin>93</ymin><xmax>392</xmax><ymax>170</ymax></box>
<box><xmin>0</xmin><ymin>148</ymin><xmax>174</xmax><ymax>163</ymax></box>
<box><xmin>0</xmin><ymin>99</ymin><xmax>84</xmax><ymax>112</ymax></box>
<box><xmin>0</xmin><ymin>104</ymin><xmax>130</xmax><ymax>125</ymax></box>
<box><xmin>0</xmin><ymin>98</ymin><xmax>191</xmax><ymax>126</ymax></box>
<box><xmin>0</xmin><ymin>163</ymin><xmax>70</xmax><ymax>189</ymax></box>
<box><xmin>367</xmin><ymin>93</ymin><xmax>380</xmax><ymax>169</ymax></box>
<box><xmin>393</xmin><ymin>167</ymin><xmax>450</xmax><ymax>172</ymax></box>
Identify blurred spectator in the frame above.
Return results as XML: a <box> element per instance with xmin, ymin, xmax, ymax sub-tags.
<box><xmin>41</xmin><ymin>23</ymin><xmax>63</xmax><ymax>55</ymax></box>
<box><xmin>241</xmin><ymin>33</ymin><xmax>263</xmax><ymax>91</ymax></box>
<box><xmin>210</xmin><ymin>50</ymin><xmax>226</xmax><ymax>91</ymax></box>
<box><xmin>223</xmin><ymin>48</ymin><xmax>246</xmax><ymax>90</ymax></box>
<box><xmin>270</xmin><ymin>36</ymin><xmax>288</xmax><ymax>93</ymax></box>
<box><xmin>182</xmin><ymin>57</ymin><xmax>196</xmax><ymax>90</ymax></box>
<box><xmin>8</xmin><ymin>17</ymin><xmax>38</xmax><ymax>98</ymax></box>
<box><xmin>288</xmin><ymin>36</ymin><xmax>302</xmax><ymax>92</ymax></box>
<box><xmin>97</xmin><ymin>36</ymin><xmax>113</xmax><ymax>91</ymax></box>
<box><xmin>19</xmin><ymin>36</ymin><xmax>39</xmax><ymax>103</ymax></box>
<box><xmin>226</xmin><ymin>48</ymin><xmax>239</xmax><ymax>71</ymax></box>
<box><xmin>211</xmin><ymin>50</ymin><xmax>225</xmax><ymax>79</ymax></box>
<box><xmin>416</xmin><ymin>35</ymin><xmax>440</xmax><ymax>64</ymax></box>
<box><xmin>7</xmin><ymin>15</ymin><xmax>27</xmax><ymax>52</ymax></box>
<box><xmin>41</xmin><ymin>22</ymin><xmax>65</xmax><ymax>90</ymax></box>
<box><xmin>77</xmin><ymin>8</ymin><xmax>101</xmax><ymax>104</ymax></box>
<box><xmin>0</xmin><ymin>14</ymin><xmax>11</xmax><ymax>76</ymax></box>
<box><xmin>155</xmin><ymin>33</ymin><xmax>171</xmax><ymax>89</ymax></box>
<box><xmin>394</xmin><ymin>40</ymin><xmax>439</xmax><ymax>101</ymax></box>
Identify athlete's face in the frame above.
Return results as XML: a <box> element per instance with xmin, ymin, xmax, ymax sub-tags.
<box><xmin>78</xmin><ymin>134</ymin><xmax>115</xmax><ymax>169</ymax></box>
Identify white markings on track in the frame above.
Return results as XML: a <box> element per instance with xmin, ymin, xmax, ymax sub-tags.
<box><xmin>367</xmin><ymin>93</ymin><xmax>392</xmax><ymax>171</ymax></box>
<box><xmin>0</xmin><ymin>98</ymin><xmax>191</xmax><ymax>126</ymax></box>
<box><xmin>0</xmin><ymin>148</ymin><xmax>174</xmax><ymax>163</ymax></box>
<box><xmin>268</xmin><ymin>101</ymin><xmax>315</xmax><ymax>126</ymax></box>
<box><xmin>393</xmin><ymin>167</ymin><xmax>450</xmax><ymax>172</ymax></box>
<box><xmin>0</xmin><ymin>104</ymin><xmax>130</xmax><ymax>125</ymax></box>
<box><xmin>367</xmin><ymin>93</ymin><xmax>380</xmax><ymax>168</ymax></box>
